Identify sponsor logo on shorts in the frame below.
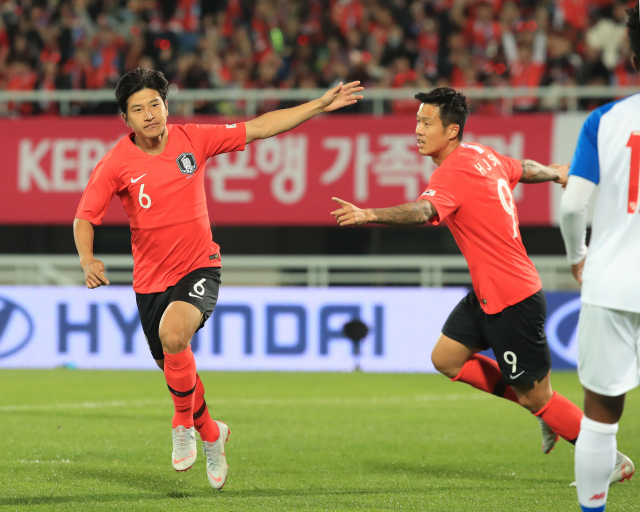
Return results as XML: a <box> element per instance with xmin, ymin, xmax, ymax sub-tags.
<box><xmin>226</xmin><ymin>124</ymin><xmax>237</xmax><ymax>129</ymax></box>
<box><xmin>510</xmin><ymin>370</ymin><xmax>525</xmax><ymax>379</ymax></box>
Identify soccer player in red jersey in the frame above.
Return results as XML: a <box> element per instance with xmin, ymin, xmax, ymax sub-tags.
<box><xmin>73</xmin><ymin>68</ymin><xmax>363</xmax><ymax>489</ymax></box>
<box><xmin>331</xmin><ymin>87</ymin><xmax>632</xmax><ymax>479</ymax></box>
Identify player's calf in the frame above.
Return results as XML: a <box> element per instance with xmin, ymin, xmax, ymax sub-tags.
<box><xmin>193</xmin><ymin>374</ymin><xmax>220</xmax><ymax>442</ymax></box>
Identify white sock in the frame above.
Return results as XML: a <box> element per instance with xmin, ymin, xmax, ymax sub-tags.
<box><xmin>575</xmin><ymin>416</ymin><xmax>618</xmax><ymax>511</ymax></box>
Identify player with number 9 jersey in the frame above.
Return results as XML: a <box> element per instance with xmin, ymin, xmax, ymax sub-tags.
<box><xmin>329</xmin><ymin>88</ymin><xmax>627</xmax><ymax>482</ymax></box>
<box><xmin>423</xmin><ymin>141</ymin><xmax>542</xmax><ymax>314</ymax></box>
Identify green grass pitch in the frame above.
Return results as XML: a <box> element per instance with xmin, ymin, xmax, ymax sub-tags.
<box><xmin>0</xmin><ymin>370</ymin><xmax>638</xmax><ymax>511</ymax></box>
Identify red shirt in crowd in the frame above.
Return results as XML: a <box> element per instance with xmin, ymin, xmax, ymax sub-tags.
<box><xmin>76</xmin><ymin>123</ymin><xmax>246</xmax><ymax>294</ymax></box>
<box><xmin>419</xmin><ymin>143</ymin><xmax>541</xmax><ymax>314</ymax></box>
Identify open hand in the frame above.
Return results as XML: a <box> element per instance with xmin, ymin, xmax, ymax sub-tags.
<box><xmin>550</xmin><ymin>163</ymin><xmax>569</xmax><ymax>188</ymax></box>
<box><xmin>331</xmin><ymin>197</ymin><xmax>369</xmax><ymax>226</ymax></box>
<box><xmin>81</xmin><ymin>258</ymin><xmax>110</xmax><ymax>289</ymax></box>
<box><xmin>319</xmin><ymin>81</ymin><xmax>364</xmax><ymax>112</ymax></box>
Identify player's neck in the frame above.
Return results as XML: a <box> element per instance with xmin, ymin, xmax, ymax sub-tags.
<box><xmin>431</xmin><ymin>140</ymin><xmax>461</xmax><ymax>166</ymax></box>
<box><xmin>134</xmin><ymin>128</ymin><xmax>169</xmax><ymax>156</ymax></box>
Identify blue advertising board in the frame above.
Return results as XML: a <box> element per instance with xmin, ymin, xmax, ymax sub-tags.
<box><xmin>0</xmin><ymin>287</ymin><xmax>581</xmax><ymax>372</ymax></box>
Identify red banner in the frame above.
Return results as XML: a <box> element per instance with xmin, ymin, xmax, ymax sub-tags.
<box><xmin>0</xmin><ymin>114</ymin><xmax>553</xmax><ymax>226</ymax></box>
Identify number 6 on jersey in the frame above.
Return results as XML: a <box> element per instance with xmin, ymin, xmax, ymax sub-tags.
<box><xmin>138</xmin><ymin>184</ymin><xmax>152</xmax><ymax>209</ymax></box>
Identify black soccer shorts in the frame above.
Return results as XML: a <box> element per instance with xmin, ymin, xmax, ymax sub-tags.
<box><xmin>136</xmin><ymin>267</ymin><xmax>221</xmax><ymax>360</ymax></box>
<box><xmin>441</xmin><ymin>289</ymin><xmax>552</xmax><ymax>387</ymax></box>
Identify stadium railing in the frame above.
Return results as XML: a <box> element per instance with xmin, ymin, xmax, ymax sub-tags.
<box><xmin>0</xmin><ymin>254</ymin><xmax>577</xmax><ymax>290</ymax></box>
<box><xmin>1</xmin><ymin>86</ymin><xmax>639</xmax><ymax>116</ymax></box>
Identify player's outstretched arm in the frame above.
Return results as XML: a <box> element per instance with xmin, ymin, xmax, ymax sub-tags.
<box><xmin>331</xmin><ymin>197</ymin><xmax>436</xmax><ymax>226</ymax></box>
<box><xmin>244</xmin><ymin>81</ymin><xmax>364</xmax><ymax>144</ymax></box>
<box><xmin>73</xmin><ymin>218</ymin><xmax>110</xmax><ymax>289</ymax></box>
<box><xmin>519</xmin><ymin>160</ymin><xmax>569</xmax><ymax>186</ymax></box>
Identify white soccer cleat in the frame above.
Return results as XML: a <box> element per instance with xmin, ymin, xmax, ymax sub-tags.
<box><xmin>610</xmin><ymin>451</ymin><xmax>635</xmax><ymax>484</ymax></box>
<box><xmin>537</xmin><ymin>417</ymin><xmax>559</xmax><ymax>454</ymax></box>
<box><xmin>570</xmin><ymin>451</ymin><xmax>635</xmax><ymax>487</ymax></box>
<box><xmin>171</xmin><ymin>425</ymin><xmax>197</xmax><ymax>472</ymax></box>
<box><xmin>202</xmin><ymin>421</ymin><xmax>231</xmax><ymax>489</ymax></box>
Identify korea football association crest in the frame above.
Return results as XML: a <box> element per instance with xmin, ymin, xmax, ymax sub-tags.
<box><xmin>176</xmin><ymin>153</ymin><xmax>198</xmax><ymax>175</ymax></box>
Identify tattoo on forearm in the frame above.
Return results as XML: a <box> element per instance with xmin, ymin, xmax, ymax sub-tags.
<box><xmin>519</xmin><ymin>159</ymin><xmax>560</xmax><ymax>184</ymax></box>
<box><xmin>370</xmin><ymin>201</ymin><xmax>435</xmax><ymax>226</ymax></box>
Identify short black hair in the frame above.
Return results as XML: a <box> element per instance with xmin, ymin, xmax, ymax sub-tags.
<box><xmin>115</xmin><ymin>68</ymin><xmax>169</xmax><ymax>115</ymax></box>
<box><xmin>627</xmin><ymin>4</ymin><xmax>640</xmax><ymax>63</ymax></box>
<box><xmin>414</xmin><ymin>88</ymin><xmax>470</xmax><ymax>140</ymax></box>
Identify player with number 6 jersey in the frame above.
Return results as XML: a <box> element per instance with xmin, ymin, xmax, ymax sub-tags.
<box><xmin>330</xmin><ymin>87</ymin><xmax>632</xmax><ymax>483</ymax></box>
<box><xmin>73</xmin><ymin>68</ymin><xmax>364</xmax><ymax>490</ymax></box>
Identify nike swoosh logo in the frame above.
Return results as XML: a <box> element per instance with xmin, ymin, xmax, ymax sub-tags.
<box><xmin>131</xmin><ymin>174</ymin><xmax>147</xmax><ymax>183</ymax></box>
<box><xmin>188</xmin><ymin>293</ymin><xmax>203</xmax><ymax>300</ymax></box>
<box><xmin>173</xmin><ymin>451</ymin><xmax>196</xmax><ymax>464</ymax></box>
<box><xmin>210</xmin><ymin>473</ymin><xmax>222</xmax><ymax>483</ymax></box>
<box><xmin>510</xmin><ymin>371</ymin><xmax>525</xmax><ymax>379</ymax></box>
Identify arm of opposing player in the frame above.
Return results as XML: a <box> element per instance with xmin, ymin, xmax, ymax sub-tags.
<box><xmin>244</xmin><ymin>81</ymin><xmax>364</xmax><ymax>144</ymax></box>
<box><xmin>331</xmin><ymin>197</ymin><xmax>436</xmax><ymax>226</ymax></box>
<box><xmin>559</xmin><ymin>110</ymin><xmax>601</xmax><ymax>283</ymax></box>
<box><xmin>559</xmin><ymin>176</ymin><xmax>595</xmax><ymax>270</ymax></box>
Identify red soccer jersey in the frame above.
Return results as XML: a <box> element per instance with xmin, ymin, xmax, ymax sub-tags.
<box><xmin>419</xmin><ymin>143</ymin><xmax>541</xmax><ymax>314</ymax></box>
<box><xmin>76</xmin><ymin>123</ymin><xmax>246</xmax><ymax>293</ymax></box>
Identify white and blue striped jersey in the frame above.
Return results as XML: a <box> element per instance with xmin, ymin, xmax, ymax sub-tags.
<box><xmin>570</xmin><ymin>94</ymin><xmax>640</xmax><ymax>313</ymax></box>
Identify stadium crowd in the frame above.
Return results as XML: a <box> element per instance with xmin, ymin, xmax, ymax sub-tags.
<box><xmin>0</xmin><ymin>0</ymin><xmax>636</xmax><ymax>115</ymax></box>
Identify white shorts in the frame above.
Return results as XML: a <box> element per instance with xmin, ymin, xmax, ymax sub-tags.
<box><xmin>578</xmin><ymin>303</ymin><xmax>640</xmax><ymax>396</ymax></box>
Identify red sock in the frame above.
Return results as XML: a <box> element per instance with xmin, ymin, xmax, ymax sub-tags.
<box><xmin>164</xmin><ymin>347</ymin><xmax>197</xmax><ymax>429</ymax></box>
<box><xmin>193</xmin><ymin>374</ymin><xmax>220</xmax><ymax>442</ymax></box>
<box><xmin>535</xmin><ymin>391</ymin><xmax>583</xmax><ymax>443</ymax></box>
<box><xmin>451</xmin><ymin>354</ymin><xmax>519</xmax><ymax>404</ymax></box>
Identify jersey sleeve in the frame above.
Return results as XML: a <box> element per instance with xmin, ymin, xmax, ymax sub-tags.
<box><xmin>501</xmin><ymin>155</ymin><xmax>523</xmax><ymax>189</ymax></box>
<box><xmin>186</xmin><ymin>123</ymin><xmax>247</xmax><ymax>158</ymax></box>
<box><xmin>75</xmin><ymin>157</ymin><xmax>120</xmax><ymax>225</ymax></box>
<box><xmin>569</xmin><ymin>108</ymin><xmax>603</xmax><ymax>185</ymax></box>
<box><xmin>418</xmin><ymin>169</ymin><xmax>466</xmax><ymax>225</ymax></box>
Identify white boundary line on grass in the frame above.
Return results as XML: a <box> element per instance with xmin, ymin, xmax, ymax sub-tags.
<box><xmin>0</xmin><ymin>393</ymin><xmax>490</xmax><ymax>412</ymax></box>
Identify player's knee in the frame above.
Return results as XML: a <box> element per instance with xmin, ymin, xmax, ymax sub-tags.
<box><xmin>159</xmin><ymin>330</ymin><xmax>190</xmax><ymax>354</ymax></box>
<box><xmin>431</xmin><ymin>351</ymin><xmax>461</xmax><ymax>379</ymax></box>
<box><xmin>512</xmin><ymin>388</ymin><xmax>553</xmax><ymax>414</ymax></box>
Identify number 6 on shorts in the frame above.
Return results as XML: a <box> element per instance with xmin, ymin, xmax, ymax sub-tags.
<box><xmin>193</xmin><ymin>278</ymin><xmax>206</xmax><ymax>296</ymax></box>
<box><xmin>504</xmin><ymin>351</ymin><xmax>517</xmax><ymax>373</ymax></box>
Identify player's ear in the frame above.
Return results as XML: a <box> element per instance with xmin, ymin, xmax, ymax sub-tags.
<box><xmin>165</xmin><ymin>100</ymin><xmax>169</xmax><ymax>117</ymax></box>
<box><xmin>121</xmin><ymin>112</ymin><xmax>130</xmax><ymax>127</ymax></box>
<box><xmin>632</xmin><ymin>55</ymin><xmax>639</xmax><ymax>73</ymax></box>
<box><xmin>449</xmin><ymin>124</ymin><xmax>460</xmax><ymax>141</ymax></box>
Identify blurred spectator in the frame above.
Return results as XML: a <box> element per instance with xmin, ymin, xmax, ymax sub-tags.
<box><xmin>0</xmin><ymin>0</ymin><xmax>637</xmax><ymax>116</ymax></box>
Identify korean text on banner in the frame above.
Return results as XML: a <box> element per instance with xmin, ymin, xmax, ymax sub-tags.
<box><xmin>0</xmin><ymin>114</ymin><xmax>554</xmax><ymax>225</ymax></box>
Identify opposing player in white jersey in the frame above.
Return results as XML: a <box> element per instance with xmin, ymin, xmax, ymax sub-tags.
<box><xmin>560</xmin><ymin>6</ymin><xmax>639</xmax><ymax>511</ymax></box>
